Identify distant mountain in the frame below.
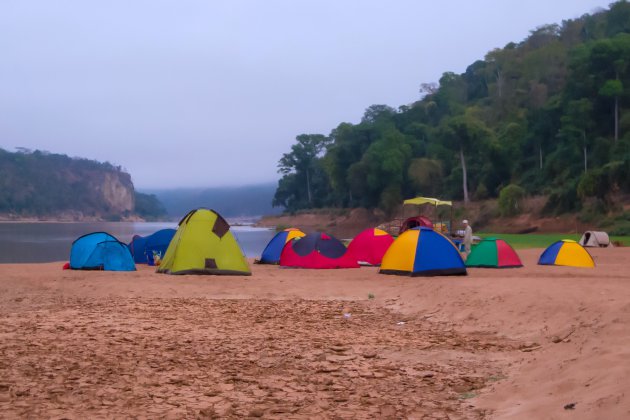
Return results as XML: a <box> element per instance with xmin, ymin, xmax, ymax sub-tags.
<box><xmin>143</xmin><ymin>182</ymin><xmax>283</xmax><ymax>220</ymax></box>
<box><xmin>0</xmin><ymin>148</ymin><xmax>167</xmax><ymax>221</ymax></box>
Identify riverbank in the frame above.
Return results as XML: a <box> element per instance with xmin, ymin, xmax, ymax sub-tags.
<box><xmin>257</xmin><ymin>196</ymin><xmax>630</xmax><ymax>238</ymax></box>
<box><xmin>1</xmin><ymin>247</ymin><xmax>628</xmax><ymax>418</ymax></box>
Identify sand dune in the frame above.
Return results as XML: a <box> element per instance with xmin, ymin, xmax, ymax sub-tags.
<box><xmin>0</xmin><ymin>247</ymin><xmax>628</xmax><ymax>419</ymax></box>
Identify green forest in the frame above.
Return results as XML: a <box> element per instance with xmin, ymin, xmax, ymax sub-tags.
<box><xmin>273</xmin><ymin>2</ymin><xmax>630</xmax><ymax>224</ymax></box>
<box><xmin>0</xmin><ymin>148</ymin><xmax>166</xmax><ymax>220</ymax></box>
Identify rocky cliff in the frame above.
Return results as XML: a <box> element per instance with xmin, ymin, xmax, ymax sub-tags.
<box><xmin>0</xmin><ymin>149</ymin><xmax>163</xmax><ymax>221</ymax></box>
<box><xmin>97</xmin><ymin>172</ymin><xmax>135</xmax><ymax>214</ymax></box>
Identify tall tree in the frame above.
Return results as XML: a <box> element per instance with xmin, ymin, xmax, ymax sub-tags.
<box><xmin>441</xmin><ymin>113</ymin><xmax>493</xmax><ymax>204</ymax></box>
<box><xmin>559</xmin><ymin>99</ymin><xmax>594</xmax><ymax>172</ymax></box>
<box><xmin>277</xmin><ymin>134</ymin><xmax>331</xmax><ymax>206</ymax></box>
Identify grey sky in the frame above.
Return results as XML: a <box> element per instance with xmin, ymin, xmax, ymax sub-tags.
<box><xmin>0</xmin><ymin>1</ymin><xmax>610</xmax><ymax>188</ymax></box>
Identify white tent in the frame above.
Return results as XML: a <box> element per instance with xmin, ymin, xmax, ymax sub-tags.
<box><xmin>579</xmin><ymin>231</ymin><xmax>612</xmax><ymax>247</ymax></box>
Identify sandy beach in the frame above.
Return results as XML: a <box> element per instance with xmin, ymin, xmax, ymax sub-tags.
<box><xmin>1</xmin><ymin>247</ymin><xmax>629</xmax><ymax>419</ymax></box>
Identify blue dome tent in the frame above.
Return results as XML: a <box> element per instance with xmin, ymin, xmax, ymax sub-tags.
<box><xmin>129</xmin><ymin>228</ymin><xmax>176</xmax><ymax>264</ymax></box>
<box><xmin>70</xmin><ymin>232</ymin><xmax>136</xmax><ymax>271</ymax></box>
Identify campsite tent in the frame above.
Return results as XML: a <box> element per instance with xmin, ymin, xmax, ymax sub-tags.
<box><xmin>399</xmin><ymin>216</ymin><xmax>433</xmax><ymax>233</ymax></box>
<box><xmin>538</xmin><ymin>240</ymin><xmax>595</xmax><ymax>268</ymax></box>
<box><xmin>280</xmin><ymin>232</ymin><xmax>359</xmax><ymax>269</ymax></box>
<box><xmin>380</xmin><ymin>227</ymin><xmax>467</xmax><ymax>276</ymax></box>
<box><xmin>401</xmin><ymin>196</ymin><xmax>453</xmax><ymax>234</ymax></box>
<box><xmin>128</xmin><ymin>235</ymin><xmax>147</xmax><ymax>263</ymax></box>
<box><xmin>579</xmin><ymin>231</ymin><xmax>612</xmax><ymax>248</ymax></box>
<box><xmin>465</xmin><ymin>238</ymin><xmax>523</xmax><ymax>268</ymax></box>
<box><xmin>129</xmin><ymin>228</ymin><xmax>176</xmax><ymax>264</ymax></box>
<box><xmin>157</xmin><ymin>208</ymin><xmax>251</xmax><ymax>275</ymax></box>
<box><xmin>347</xmin><ymin>228</ymin><xmax>394</xmax><ymax>266</ymax></box>
<box><xmin>257</xmin><ymin>228</ymin><xmax>306</xmax><ymax>264</ymax></box>
<box><xmin>70</xmin><ymin>232</ymin><xmax>136</xmax><ymax>271</ymax></box>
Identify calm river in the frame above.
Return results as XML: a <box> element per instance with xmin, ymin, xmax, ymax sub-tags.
<box><xmin>0</xmin><ymin>222</ymin><xmax>276</xmax><ymax>263</ymax></box>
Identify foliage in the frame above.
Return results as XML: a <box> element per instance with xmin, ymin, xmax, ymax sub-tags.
<box><xmin>134</xmin><ymin>192</ymin><xmax>168</xmax><ymax>220</ymax></box>
<box><xmin>407</xmin><ymin>158</ymin><xmax>443</xmax><ymax>197</ymax></box>
<box><xmin>498</xmin><ymin>184</ymin><xmax>526</xmax><ymax>217</ymax></box>
<box><xmin>273</xmin><ymin>134</ymin><xmax>331</xmax><ymax>211</ymax></box>
<box><xmin>273</xmin><ymin>3</ymin><xmax>630</xmax><ymax>215</ymax></box>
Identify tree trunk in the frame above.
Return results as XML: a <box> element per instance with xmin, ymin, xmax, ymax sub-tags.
<box><xmin>460</xmin><ymin>146</ymin><xmax>469</xmax><ymax>204</ymax></box>
<box><xmin>306</xmin><ymin>169</ymin><xmax>312</xmax><ymax>204</ymax></box>
<box><xmin>539</xmin><ymin>145</ymin><xmax>543</xmax><ymax>170</ymax></box>
<box><xmin>614</xmin><ymin>95</ymin><xmax>619</xmax><ymax>142</ymax></box>
<box><xmin>583</xmin><ymin>130</ymin><xmax>588</xmax><ymax>173</ymax></box>
<box><xmin>495</xmin><ymin>69</ymin><xmax>503</xmax><ymax>98</ymax></box>
<box><xmin>583</xmin><ymin>146</ymin><xmax>588</xmax><ymax>172</ymax></box>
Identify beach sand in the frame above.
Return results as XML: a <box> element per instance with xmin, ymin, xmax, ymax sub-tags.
<box><xmin>0</xmin><ymin>247</ymin><xmax>629</xmax><ymax>419</ymax></box>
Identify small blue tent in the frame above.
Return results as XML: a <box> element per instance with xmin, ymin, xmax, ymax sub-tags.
<box><xmin>70</xmin><ymin>232</ymin><xmax>136</xmax><ymax>271</ymax></box>
<box><xmin>129</xmin><ymin>228</ymin><xmax>176</xmax><ymax>264</ymax></box>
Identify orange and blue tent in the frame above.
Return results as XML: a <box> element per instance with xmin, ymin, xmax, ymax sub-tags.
<box><xmin>466</xmin><ymin>238</ymin><xmax>523</xmax><ymax>268</ymax></box>
<box><xmin>257</xmin><ymin>228</ymin><xmax>306</xmax><ymax>264</ymax></box>
<box><xmin>380</xmin><ymin>227</ymin><xmax>466</xmax><ymax>276</ymax></box>
<box><xmin>347</xmin><ymin>228</ymin><xmax>394</xmax><ymax>266</ymax></box>
<box><xmin>538</xmin><ymin>240</ymin><xmax>595</xmax><ymax>268</ymax></box>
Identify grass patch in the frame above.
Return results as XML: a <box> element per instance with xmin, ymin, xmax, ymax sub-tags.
<box><xmin>476</xmin><ymin>232</ymin><xmax>630</xmax><ymax>248</ymax></box>
<box><xmin>459</xmin><ymin>392</ymin><xmax>477</xmax><ymax>400</ymax></box>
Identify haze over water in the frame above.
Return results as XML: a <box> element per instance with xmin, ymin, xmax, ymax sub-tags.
<box><xmin>0</xmin><ymin>222</ymin><xmax>274</xmax><ymax>263</ymax></box>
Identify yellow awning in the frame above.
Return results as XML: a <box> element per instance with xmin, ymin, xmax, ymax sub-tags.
<box><xmin>403</xmin><ymin>197</ymin><xmax>452</xmax><ymax>206</ymax></box>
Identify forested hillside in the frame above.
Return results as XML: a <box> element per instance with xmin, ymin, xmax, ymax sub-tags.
<box><xmin>274</xmin><ymin>2</ymin><xmax>630</xmax><ymax>220</ymax></box>
<box><xmin>0</xmin><ymin>149</ymin><xmax>167</xmax><ymax>220</ymax></box>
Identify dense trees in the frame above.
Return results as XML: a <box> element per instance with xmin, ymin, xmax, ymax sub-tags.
<box><xmin>274</xmin><ymin>1</ymin><xmax>630</xmax><ymax>215</ymax></box>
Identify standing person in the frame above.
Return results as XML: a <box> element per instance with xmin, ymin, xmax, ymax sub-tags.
<box><xmin>462</xmin><ymin>219</ymin><xmax>473</xmax><ymax>258</ymax></box>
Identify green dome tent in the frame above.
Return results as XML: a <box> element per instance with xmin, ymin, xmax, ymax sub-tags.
<box><xmin>157</xmin><ymin>208</ymin><xmax>251</xmax><ymax>275</ymax></box>
<box><xmin>466</xmin><ymin>238</ymin><xmax>523</xmax><ymax>268</ymax></box>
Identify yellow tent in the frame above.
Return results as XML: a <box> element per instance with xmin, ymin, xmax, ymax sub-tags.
<box><xmin>157</xmin><ymin>208</ymin><xmax>251</xmax><ymax>275</ymax></box>
<box><xmin>537</xmin><ymin>240</ymin><xmax>595</xmax><ymax>268</ymax></box>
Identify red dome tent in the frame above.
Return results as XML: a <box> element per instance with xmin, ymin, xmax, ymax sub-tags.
<box><xmin>399</xmin><ymin>216</ymin><xmax>433</xmax><ymax>234</ymax></box>
<box><xmin>280</xmin><ymin>232</ymin><xmax>359</xmax><ymax>269</ymax></box>
<box><xmin>400</xmin><ymin>196</ymin><xmax>453</xmax><ymax>235</ymax></box>
<box><xmin>347</xmin><ymin>228</ymin><xmax>394</xmax><ymax>266</ymax></box>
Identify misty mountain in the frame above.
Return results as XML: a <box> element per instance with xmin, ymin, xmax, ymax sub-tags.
<box><xmin>143</xmin><ymin>182</ymin><xmax>283</xmax><ymax>220</ymax></box>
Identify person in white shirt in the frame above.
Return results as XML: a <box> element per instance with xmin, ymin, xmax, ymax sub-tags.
<box><xmin>462</xmin><ymin>219</ymin><xmax>473</xmax><ymax>258</ymax></box>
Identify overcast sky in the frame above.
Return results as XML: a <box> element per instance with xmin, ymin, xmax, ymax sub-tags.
<box><xmin>0</xmin><ymin>1</ymin><xmax>610</xmax><ymax>189</ymax></box>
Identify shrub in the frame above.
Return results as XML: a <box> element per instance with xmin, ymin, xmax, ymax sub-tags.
<box><xmin>610</xmin><ymin>221</ymin><xmax>630</xmax><ymax>236</ymax></box>
<box><xmin>498</xmin><ymin>184</ymin><xmax>526</xmax><ymax>217</ymax></box>
<box><xmin>474</xmin><ymin>183</ymin><xmax>489</xmax><ymax>200</ymax></box>
<box><xmin>578</xmin><ymin>199</ymin><xmax>607</xmax><ymax>224</ymax></box>
<box><xmin>542</xmin><ymin>181</ymin><xmax>580</xmax><ymax>215</ymax></box>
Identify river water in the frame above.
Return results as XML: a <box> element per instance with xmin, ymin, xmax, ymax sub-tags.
<box><xmin>0</xmin><ymin>222</ymin><xmax>276</xmax><ymax>263</ymax></box>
